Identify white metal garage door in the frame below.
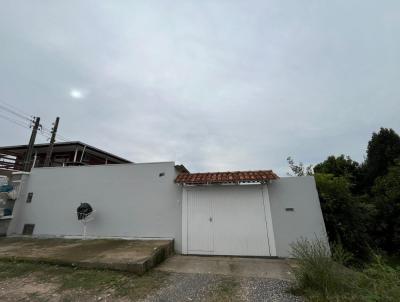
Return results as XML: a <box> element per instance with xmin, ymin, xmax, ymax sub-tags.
<box><xmin>184</xmin><ymin>185</ymin><xmax>276</xmax><ymax>256</ymax></box>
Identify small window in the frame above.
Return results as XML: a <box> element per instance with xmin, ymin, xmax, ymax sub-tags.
<box><xmin>285</xmin><ymin>207</ymin><xmax>295</xmax><ymax>212</ymax></box>
<box><xmin>159</xmin><ymin>172</ymin><xmax>165</xmax><ymax>177</ymax></box>
<box><xmin>22</xmin><ymin>224</ymin><xmax>35</xmax><ymax>235</ymax></box>
<box><xmin>26</xmin><ymin>192</ymin><xmax>33</xmax><ymax>203</ymax></box>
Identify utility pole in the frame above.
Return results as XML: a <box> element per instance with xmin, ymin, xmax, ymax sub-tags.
<box><xmin>44</xmin><ymin>117</ymin><xmax>60</xmax><ymax>167</ymax></box>
<box><xmin>23</xmin><ymin>116</ymin><xmax>41</xmax><ymax>172</ymax></box>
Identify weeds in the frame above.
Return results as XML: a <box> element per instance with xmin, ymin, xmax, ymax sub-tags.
<box><xmin>290</xmin><ymin>237</ymin><xmax>355</xmax><ymax>299</ymax></box>
<box><xmin>355</xmin><ymin>255</ymin><xmax>400</xmax><ymax>302</ymax></box>
<box><xmin>331</xmin><ymin>243</ymin><xmax>353</xmax><ymax>266</ymax></box>
<box><xmin>290</xmin><ymin>238</ymin><xmax>400</xmax><ymax>301</ymax></box>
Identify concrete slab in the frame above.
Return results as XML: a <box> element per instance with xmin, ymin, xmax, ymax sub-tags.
<box><xmin>0</xmin><ymin>237</ymin><xmax>173</xmax><ymax>275</ymax></box>
<box><xmin>155</xmin><ymin>255</ymin><xmax>294</xmax><ymax>280</ymax></box>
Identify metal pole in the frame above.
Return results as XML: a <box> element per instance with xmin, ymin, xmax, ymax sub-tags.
<box><xmin>32</xmin><ymin>152</ymin><xmax>37</xmax><ymax>168</ymax></box>
<box><xmin>73</xmin><ymin>148</ymin><xmax>78</xmax><ymax>162</ymax></box>
<box><xmin>44</xmin><ymin>117</ymin><xmax>60</xmax><ymax>167</ymax></box>
<box><xmin>80</xmin><ymin>145</ymin><xmax>87</xmax><ymax>162</ymax></box>
<box><xmin>83</xmin><ymin>221</ymin><xmax>87</xmax><ymax>240</ymax></box>
<box><xmin>23</xmin><ymin>117</ymin><xmax>40</xmax><ymax>172</ymax></box>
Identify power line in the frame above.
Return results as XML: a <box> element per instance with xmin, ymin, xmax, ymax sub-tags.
<box><xmin>40</xmin><ymin>125</ymin><xmax>70</xmax><ymax>142</ymax></box>
<box><xmin>0</xmin><ymin>112</ymin><xmax>48</xmax><ymax>141</ymax></box>
<box><xmin>0</xmin><ymin>103</ymin><xmax>32</xmax><ymax>122</ymax></box>
<box><xmin>0</xmin><ymin>113</ymin><xmax>53</xmax><ymax>141</ymax></box>
<box><xmin>0</xmin><ymin>98</ymin><xmax>73</xmax><ymax>142</ymax></box>
<box><xmin>40</xmin><ymin>126</ymin><xmax>69</xmax><ymax>142</ymax></box>
<box><xmin>0</xmin><ymin>99</ymin><xmax>32</xmax><ymax>120</ymax></box>
<box><xmin>0</xmin><ymin>113</ymin><xmax>31</xmax><ymax>129</ymax></box>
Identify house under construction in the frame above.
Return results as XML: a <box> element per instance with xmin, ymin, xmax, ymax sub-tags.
<box><xmin>0</xmin><ymin>141</ymin><xmax>131</xmax><ymax>171</ymax></box>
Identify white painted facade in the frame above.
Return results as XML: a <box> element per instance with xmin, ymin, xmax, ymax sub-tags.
<box><xmin>268</xmin><ymin>176</ymin><xmax>328</xmax><ymax>257</ymax></box>
<box><xmin>7</xmin><ymin>163</ymin><xmax>327</xmax><ymax>257</ymax></box>
<box><xmin>8</xmin><ymin>162</ymin><xmax>184</xmax><ymax>252</ymax></box>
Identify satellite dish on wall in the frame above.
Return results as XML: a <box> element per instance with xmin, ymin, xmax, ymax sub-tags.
<box><xmin>77</xmin><ymin>202</ymin><xmax>95</xmax><ymax>239</ymax></box>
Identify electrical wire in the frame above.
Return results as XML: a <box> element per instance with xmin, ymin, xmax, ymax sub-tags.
<box><xmin>0</xmin><ymin>99</ymin><xmax>32</xmax><ymax>116</ymax></box>
<box><xmin>0</xmin><ymin>107</ymin><xmax>50</xmax><ymax>141</ymax></box>
<box><xmin>0</xmin><ymin>100</ymin><xmax>32</xmax><ymax>121</ymax></box>
<box><xmin>0</xmin><ymin>113</ymin><xmax>31</xmax><ymax>129</ymax></box>
<box><xmin>0</xmin><ymin>99</ymin><xmax>73</xmax><ymax>142</ymax></box>
<box><xmin>0</xmin><ymin>98</ymin><xmax>32</xmax><ymax>115</ymax></box>
<box><xmin>0</xmin><ymin>115</ymin><xmax>53</xmax><ymax>143</ymax></box>
<box><xmin>40</xmin><ymin>126</ymin><xmax>69</xmax><ymax>142</ymax></box>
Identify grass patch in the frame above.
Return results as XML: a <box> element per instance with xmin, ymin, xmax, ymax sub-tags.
<box><xmin>58</xmin><ymin>268</ymin><xmax>169</xmax><ymax>299</ymax></box>
<box><xmin>208</xmin><ymin>277</ymin><xmax>241</xmax><ymax>302</ymax></box>
<box><xmin>290</xmin><ymin>238</ymin><xmax>400</xmax><ymax>302</ymax></box>
<box><xmin>0</xmin><ymin>260</ymin><xmax>169</xmax><ymax>300</ymax></box>
<box><xmin>58</xmin><ymin>268</ymin><xmax>128</xmax><ymax>291</ymax></box>
<box><xmin>0</xmin><ymin>260</ymin><xmax>55</xmax><ymax>279</ymax></box>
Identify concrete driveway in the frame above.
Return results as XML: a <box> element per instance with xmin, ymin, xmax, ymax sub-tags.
<box><xmin>156</xmin><ymin>255</ymin><xmax>294</xmax><ymax>280</ymax></box>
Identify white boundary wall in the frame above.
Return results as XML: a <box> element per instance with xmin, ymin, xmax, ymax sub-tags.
<box><xmin>268</xmin><ymin>176</ymin><xmax>329</xmax><ymax>257</ymax></box>
<box><xmin>8</xmin><ymin>162</ymin><xmax>183</xmax><ymax>252</ymax></box>
<box><xmin>8</xmin><ymin>164</ymin><xmax>327</xmax><ymax>257</ymax></box>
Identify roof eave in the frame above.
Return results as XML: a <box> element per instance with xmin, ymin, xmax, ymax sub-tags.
<box><xmin>0</xmin><ymin>141</ymin><xmax>131</xmax><ymax>163</ymax></box>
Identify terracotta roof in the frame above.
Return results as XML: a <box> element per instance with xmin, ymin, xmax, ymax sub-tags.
<box><xmin>175</xmin><ymin>170</ymin><xmax>279</xmax><ymax>185</ymax></box>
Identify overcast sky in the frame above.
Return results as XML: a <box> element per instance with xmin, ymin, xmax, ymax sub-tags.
<box><xmin>0</xmin><ymin>1</ymin><xmax>399</xmax><ymax>175</ymax></box>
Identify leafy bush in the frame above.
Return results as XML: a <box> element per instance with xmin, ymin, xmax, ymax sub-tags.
<box><xmin>331</xmin><ymin>243</ymin><xmax>353</xmax><ymax>266</ymax></box>
<box><xmin>290</xmin><ymin>239</ymin><xmax>400</xmax><ymax>302</ymax></box>
<box><xmin>355</xmin><ymin>255</ymin><xmax>400</xmax><ymax>302</ymax></box>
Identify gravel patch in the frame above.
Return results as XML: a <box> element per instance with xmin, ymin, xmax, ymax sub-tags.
<box><xmin>240</xmin><ymin>278</ymin><xmax>304</xmax><ymax>302</ymax></box>
<box><xmin>143</xmin><ymin>273</ymin><xmax>303</xmax><ymax>302</ymax></box>
<box><xmin>143</xmin><ymin>273</ymin><xmax>220</xmax><ymax>302</ymax></box>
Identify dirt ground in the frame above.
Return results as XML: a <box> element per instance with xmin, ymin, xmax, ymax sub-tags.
<box><xmin>0</xmin><ymin>260</ymin><xmax>303</xmax><ymax>302</ymax></box>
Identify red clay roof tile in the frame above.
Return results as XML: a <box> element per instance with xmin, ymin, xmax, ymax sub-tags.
<box><xmin>175</xmin><ymin>170</ymin><xmax>279</xmax><ymax>184</ymax></box>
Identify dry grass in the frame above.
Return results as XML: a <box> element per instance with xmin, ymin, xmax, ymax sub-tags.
<box><xmin>0</xmin><ymin>260</ymin><xmax>169</xmax><ymax>301</ymax></box>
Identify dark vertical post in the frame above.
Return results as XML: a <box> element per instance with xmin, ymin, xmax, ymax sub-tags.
<box><xmin>23</xmin><ymin>117</ymin><xmax>40</xmax><ymax>171</ymax></box>
<box><xmin>44</xmin><ymin>117</ymin><xmax>60</xmax><ymax>167</ymax></box>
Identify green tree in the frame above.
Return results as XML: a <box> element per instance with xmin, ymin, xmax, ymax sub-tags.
<box><xmin>363</xmin><ymin>128</ymin><xmax>400</xmax><ymax>190</ymax></box>
<box><xmin>372</xmin><ymin>161</ymin><xmax>400</xmax><ymax>254</ymax></box>
<box><xmin>314</xmin><ymin>155</ymin><xmax>362</xmax><ymax>193</ymax></box>
<box><xmin>315</xmin><ymin>174</ymin><xmax>373</xmax><ymax>259</ymax></box>
<box><xmin>314</xmin><ymin>155</ymin><xmax>359</xmax><ymax>179</ymax></box>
